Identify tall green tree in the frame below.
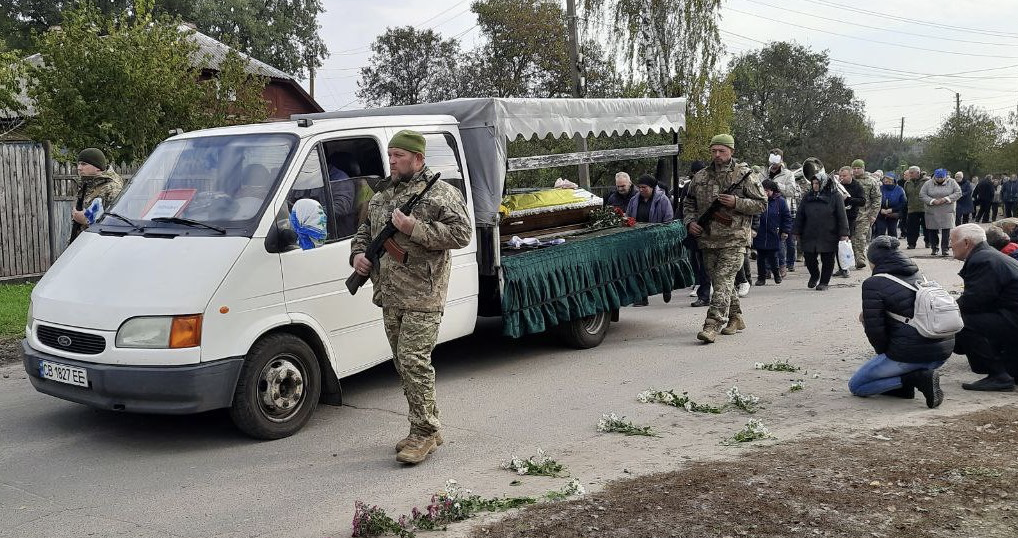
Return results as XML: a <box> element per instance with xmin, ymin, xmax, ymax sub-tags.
<box><xmin>356</xmin><ymin>27</ymin><xmax>460</xmax><ymax>107</ymax></box>
<box><xmin>1</xmin><ymin>0</ymin><xmax>327</xmax><ymax>77</ymax></box>
<box><xmin>27</xmin><ymin>2</ymin><xmax>268</xmax><ymax>162</ymax></box>
<box><xmin>466</xmin><ymin>0</ymin><xmax>571</xmax><ymax>98</ymax></box>
<box><xmin>729</xmin><ymin>42</ymin><xmax>872</xmax><ymax>167</ymax></box>
<box><xmin>580</xmin><ymin>0</ymin><xmax>725</xmax><ymax>158</ymax></box>
<box><xmin>923</xmin><ymin>106</ymin><xmax>1002</xmax><ymax>178</ymax></box>
<box><xmin>864</xmin><ymin>134</ymin><xmax>923</xmax><ymax>175</ymax></box>
<box><xmin>0</xmin><ymin>48</ymin><xmax>25</xmax><ymax>117</ymax></box>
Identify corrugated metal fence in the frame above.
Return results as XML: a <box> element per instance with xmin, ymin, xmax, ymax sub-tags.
<box><xmin>0</xmin><ymin>142</ymin><xmax>139</xmax><ymax>281</ymax></box>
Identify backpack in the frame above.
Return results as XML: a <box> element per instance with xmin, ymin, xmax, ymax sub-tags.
<box><xmin>875</xmin><ymin>273</ymin><xmax>964</xmax><ymax>339</ymax></box>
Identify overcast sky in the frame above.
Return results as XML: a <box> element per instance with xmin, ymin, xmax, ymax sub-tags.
<box><xmin>305</xmin><ymin>0</ymin><xmax>1018</xmax><ymax>139</ymax></box>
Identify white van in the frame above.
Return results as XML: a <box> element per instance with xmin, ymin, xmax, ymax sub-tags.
<box><xmin>23</xmin><ymin>98</ymin><xmax>690</xmax><ymax>438</ymax></box>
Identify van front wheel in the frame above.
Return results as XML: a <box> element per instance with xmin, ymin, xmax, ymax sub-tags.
<box><xmin>558</xmin><ymin>312</ymin><xmax>610</xmax><ymax>349</ymax></box>
<box><xmin>230</xmin><ymin>333</ymin><xmax>321</xmax><ymax>440</ymax></box>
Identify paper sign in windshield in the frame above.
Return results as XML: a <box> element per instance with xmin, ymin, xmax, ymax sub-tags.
<box><xmin>141</xmin><ymin>189</ymin><xmax>196</xmax><ymax>220</ymax></box>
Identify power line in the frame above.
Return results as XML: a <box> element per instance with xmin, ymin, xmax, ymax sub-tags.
<box><xmin>719</xmin><ymin>28</ymin><xmax>1018</xmax><ymax>87</ymax></box>
<box><xmin>740</xmin><ymin>0</ymin><xmax>1018</xmax><ymax>47</ymax></box>
<box><xmin>802</xmin><ymin>0</ymin><xmax>1018</xmax><ymax>40</ymax></box>
<box><xmin>724</xmin><ymin>6</ymin><xmax>1018</xmax><ymax>59</ymax></box>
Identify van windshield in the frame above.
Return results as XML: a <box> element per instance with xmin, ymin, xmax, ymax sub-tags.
<box><xmin>105</xmin><ymin>133</ymin><xmax>297</xmax><ymax>235</ymax></box>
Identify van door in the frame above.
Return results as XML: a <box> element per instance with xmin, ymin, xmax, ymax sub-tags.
<box><xmin>384</xmin><ymin>128</ymin><xmax>479</xmax><ymax>343</ymax></box>
<box><xmin>278</xmin><ymin>135</ymin><xmax>391</xmax><ymax>377</ymax></box>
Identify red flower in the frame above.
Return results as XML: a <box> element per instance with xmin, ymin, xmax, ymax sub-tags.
<box><xmin>625</xmin><ymin>217</ymin><xmax>636</xmax><ymax>227</ymax></box>
<box><xmin>613</xmin><ymin>206</ymin><xmax>624</xmax><ymax>216</ymax></box>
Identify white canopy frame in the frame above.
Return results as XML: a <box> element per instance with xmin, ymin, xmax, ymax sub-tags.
<box><xmin>297</xmin><ymin>98</ymin><xmax>687</xmax><ymax>226</ymax></box>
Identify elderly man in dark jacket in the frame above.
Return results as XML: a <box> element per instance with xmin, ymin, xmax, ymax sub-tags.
<box><xmin>949</xmin><ymin>223</ymin><xmax>1018</xmax><ymax>391</ymax></box>
<box><xmin>849</xmin><ymin>236</ymin><xmax>950</xmax><ymax>407</ymax></box>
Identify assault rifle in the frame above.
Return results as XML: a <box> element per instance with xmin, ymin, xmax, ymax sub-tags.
<box><xmin>68</xmin><ymin>179</ymin><xmax>88</xmax><ymax>243</ymax></box>
<box><xmin>695</xmin><ymin>170</ymin><xmax>754</xmax><ymax>230</ymax></box>
<box><xmin>346</xmin><ymin>172</ymin><xmax>442</xmax><ymax>295</ymax></box>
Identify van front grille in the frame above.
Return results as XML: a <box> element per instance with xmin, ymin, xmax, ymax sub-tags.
<box><xmin>37</xmin><ymin>325</ymin><xmax>106</xmax><ymax>355</ymax></box>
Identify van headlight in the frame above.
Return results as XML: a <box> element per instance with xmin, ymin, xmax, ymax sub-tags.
<box><xmin>116</xmin><ymin>315</ymin><xmax>202</xmax><ymax>349</ymax></box>
<box><xmin>25</xmin><ymin>300</ymin><xmax>34</xmax><ymax>334</ymax></box>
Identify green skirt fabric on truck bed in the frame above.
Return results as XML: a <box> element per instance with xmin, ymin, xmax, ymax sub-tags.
<box><xmin>500</xmin><ymin>221</ymin><xmax>695</xmax><ymax>338</ymax></box>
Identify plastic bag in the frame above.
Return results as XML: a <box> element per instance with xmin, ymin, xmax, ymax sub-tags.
<box><xmin>838</xmin><ymin>239</ymin><xmax>855</xmax><ymax>269</ymax></box>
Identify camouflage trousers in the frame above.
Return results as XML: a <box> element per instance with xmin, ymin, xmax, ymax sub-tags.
<box><xmin>851</xmin><ymin>216</ymin><xmax>873</xmax><ymax>267</ymax></box>
<box><xmin>703</xmin><ymin>246</ymin><xmax>745</xmax><ymax>324</ymax></box>
<box><xmin>383</xmin><ymin>308</ymin><xmax>443</xmax><ymax>436</ymax></box>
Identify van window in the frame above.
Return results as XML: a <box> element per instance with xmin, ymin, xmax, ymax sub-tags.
<box><xmin>423</xmin><ymin>132</ymin><xmax>467</xmax><ymax>200</ymax></box>
<box><xmin>286</xmin><ymin>146</ymin><xmax>337</xmax><ymax>241</ymax></box>
<box><xmin>321</xmin><ymin>137</ymin><xmax>384</xmax><ymax>239</ymax></box>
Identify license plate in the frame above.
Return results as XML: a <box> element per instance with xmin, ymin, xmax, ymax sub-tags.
<box><xmin>39</xmin><ymin>360</ymin><xmax>89</xmax><ymax>388</ymax></box>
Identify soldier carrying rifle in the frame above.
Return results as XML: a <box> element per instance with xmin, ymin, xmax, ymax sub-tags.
<box><xmin>350</xmin><ymin>130</ymin><xmax>472</xmax><ymax>465</ymax></box>
<box><xmin>682</xmin><ymin>134</ymin><xmax>766</xmax><ymax>344</ymax></box>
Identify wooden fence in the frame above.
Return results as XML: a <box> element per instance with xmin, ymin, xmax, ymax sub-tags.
<box><xmin>0</xmin><ymin>142</ymin><xmax>140</xmax><ymax>281</ymax></box>
<box><xmin>0</xmin><ymin>143</ymin><xmax>50</xmax><ymax>279</ymax></box>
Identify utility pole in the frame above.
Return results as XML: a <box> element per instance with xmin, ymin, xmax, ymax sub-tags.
<box><xmin>309</xmin><ymin>66</ymin><xmax>316</xmax><ymax>100</ymax></box>
<box><xmin>899</xmin><ymin>117</ymin><xmax>904</xmax><ymax>143</ymax></box>
<box><xmin>565</xmin><ymin>0</ymin><xmax>590</xmax><ymax>188</ymax></box>
<box><xmin>955</xmin><ymin>92</ymin><xmax>961</xmax><ymax>118</ymax></box>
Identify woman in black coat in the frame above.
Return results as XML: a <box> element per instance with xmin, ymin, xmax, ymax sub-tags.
<box><xmin>792</xmin><ymin>173</ymin><xmax>850</xmax><ymax>290</ymax></box>
<box><xmin>848</xmin><ymin>236</ymin><xmax>952</xmax><ymax>407</ymax></box>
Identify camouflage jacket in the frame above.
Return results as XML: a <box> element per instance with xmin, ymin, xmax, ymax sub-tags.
<box><xmin>682</xmin><ymin>160</ymin><xmax>767</xmax><ymax>249</ymax></box>
<box><xmin>351</xmin><ymin>166</ymin><xmax>472</xmax><ymax>313</ymax></box>
<box><xmin>857</xmin><ymin>174</ymin><xmax>882</xmax><ymax>221</ymax></box>
<box><xmin>80</xmin><ymin>169</ymin><xmax>124</xmax><ymax>227</ymax></box>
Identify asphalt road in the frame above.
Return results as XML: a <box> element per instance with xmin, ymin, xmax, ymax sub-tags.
<box><xmin>2</xmin><ymin>252</ymin><xmax>1015</xmax><ymax>538</ymax></box>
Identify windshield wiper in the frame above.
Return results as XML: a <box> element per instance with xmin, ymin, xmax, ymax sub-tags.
<box><xmin>150</xmin><ymin>216</ymin><xmax>227</xmax><ymax>235</ymax></box>
<box><xmin>100</xmin><ymin>211</ymin><xmax>143</xmax><ymax>231</ymax></box>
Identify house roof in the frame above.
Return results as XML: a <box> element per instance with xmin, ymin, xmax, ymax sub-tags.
<box><xmin>181</xmin><ymin>24</ymin><xmax>293</xmax><ymax>80</ymax></box>
<box><xmin>3</xmin><ymin>25</ymin><xmax>305</xmax><ymax>119</ymax></box>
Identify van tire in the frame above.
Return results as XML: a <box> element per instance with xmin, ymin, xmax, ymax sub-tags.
<box><xmin>230</xmin><ymin>333</ymin><xmax>321</xmax><ymax>440</ymax></box>
<box><xmin>558</xmin><ymin>312</ymin><xmax>610</xmax><ymax>349</ymax></box>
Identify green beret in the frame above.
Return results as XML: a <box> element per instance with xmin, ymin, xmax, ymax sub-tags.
<box><xmin>709</xmin><ymin>133</ymin><xmax>735</xmax><ymax>150</ymax></box>
<box><xmin>77</xmin><ymin>147</ymin><xmax>108</xmax><ymax>170</ymax></box>
<box><xmin>388</xmin><ymin>129</ymin><xmax>426</xmax><ymax>156</ymax></box>
<box><xmin>851</xmin><ymin>159</ymin><xmax>865</xmax><ymax>168</ymax></box>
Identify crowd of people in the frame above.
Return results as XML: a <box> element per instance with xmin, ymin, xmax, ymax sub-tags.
<box><xmin>604</xmin><ymin>134</ymin><xmax>1018</xmax><ymax>405</ymax></box>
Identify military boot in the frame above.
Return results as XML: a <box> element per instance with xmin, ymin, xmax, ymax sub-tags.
<box><xmin>395</xmin><ymin>431</ymin><xmax>443</xmax><ymax>453</ymax></box>
<box><xmin>720</xmin><ymin>313</ymin><xmax>746</xmax><ymax>335</ymax></box>
<box><xmin>696</xmin><ymin>320</ymin><xmax>720</xmax><ymax>344</ymax></box>
<box><xmin>396</xmin><ymin>434</ymin><xmax>439</xmax><ymax>465</ymax></box>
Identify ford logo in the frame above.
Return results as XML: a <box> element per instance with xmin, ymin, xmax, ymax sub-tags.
<box><xmin>56</xmin><ymin>335</ymin><xmax>73</xmax><ymax>347</ymax></box>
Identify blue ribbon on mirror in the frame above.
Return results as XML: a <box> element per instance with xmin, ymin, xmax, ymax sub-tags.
<box><xmin>288</xmin><ymin>210</ymin><xmax>327</xmax><ymax>250</ymax></box>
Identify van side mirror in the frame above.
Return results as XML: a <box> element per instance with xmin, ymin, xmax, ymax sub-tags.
<box><xmin>265</xmin><ymin>221</ymin><xmax>299</xmax><ymax>253</ymax></box>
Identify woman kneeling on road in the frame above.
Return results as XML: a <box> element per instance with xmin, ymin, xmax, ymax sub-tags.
<box><xmin>848</xmin><ymin>236</ymin><xmax>952</xmax><ymax>408</ymax></box>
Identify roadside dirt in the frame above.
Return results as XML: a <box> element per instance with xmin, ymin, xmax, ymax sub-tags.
<box><xmin>0</xmin><ymin>338</ymin><xmax>21</xmax><ymax>366</ymax></box>
<box><xmin>472</xmin><ymin>405</ymin><xmax>1018</xmax><ymax>538</ymax></box>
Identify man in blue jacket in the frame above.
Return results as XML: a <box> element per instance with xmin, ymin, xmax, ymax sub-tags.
<box><xmin>950</xmin><ymin>223</ymin><xmax>1018</xmax><ymax>391</ymax></box>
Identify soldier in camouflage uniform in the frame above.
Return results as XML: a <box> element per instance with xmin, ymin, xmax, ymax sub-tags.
<box><xmin>69</xmin><ymin>148</ymin><xmax>123</xmax><ymax>243</ymax></box>
<box><xmin>850</xmin><ymin>159</ymin><xmax>882</xmax><ymax>269</ymax></box>
<box><xmin>682</xmin><ymin>134</ymin><xmax>766</xmax><ymax>344</ymax></box>
<box><xmin>351</xmin><ymin>130</ymin><xmax>472</xmax><ymax>465</ymax></box>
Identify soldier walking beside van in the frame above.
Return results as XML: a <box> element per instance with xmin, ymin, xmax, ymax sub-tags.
<box><xmin>350</xmin><ymin>130</ymin><xmax>472</xmax><ymax>465</ymax></box>
<box><xmin>69</xmin><ymin>148</ymin><xmax>124</xmax><ymax>243</ymax></box>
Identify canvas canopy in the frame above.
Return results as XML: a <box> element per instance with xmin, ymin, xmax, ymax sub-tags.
<box><xmin>296</xmin><ymin>98</ymin><xmax>687</xmax><ymax>226</ymax></box>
